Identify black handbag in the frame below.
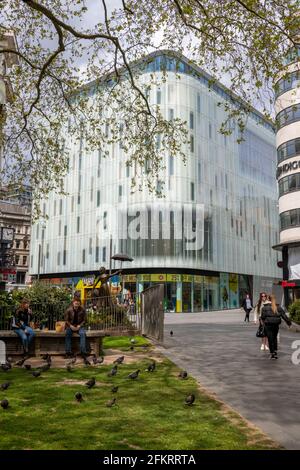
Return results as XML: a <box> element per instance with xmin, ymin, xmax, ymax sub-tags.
<box><xmin>256</xmin><ymin>324</ymin><xmax>265</xmax><ymax>338</ymax></box>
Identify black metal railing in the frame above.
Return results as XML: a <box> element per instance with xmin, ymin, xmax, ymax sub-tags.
<box><xmin>0</xmin><ymin>293</ymin><xmax>142</xmax><ymax>332</ymax></box>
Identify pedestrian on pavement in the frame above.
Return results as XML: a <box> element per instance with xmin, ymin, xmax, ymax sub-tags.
<box><xmin>12</xmin><ymin>299</ymin><xmax>35</xmax><ymax>355</ymax></box>
<box><xmin>64</xmin><ymin>298</ymin><xmax>87</xmax><ymax>358</ymax></box>
<box><xmin>261</xmin><ymin>294</ymin><xmax>292</xmax><ymax>360</ymax></box>
<box><xmin>254</xmin><ymin>292</ymin><xmax>269</xmax><ymax>351</ymax></box>
<box><xmin>242</xmin><ymin>293</ymin><xmax>253</xmax><ymax>322</ymax></box>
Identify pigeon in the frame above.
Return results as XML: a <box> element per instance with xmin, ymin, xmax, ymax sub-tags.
<box><xmin>130</xmin><ymin>338</ymin><xmax>136</xmax><ymax>344</ymax></box>
<box><xmin>170</xmin><ymin>330</ymin><xmax>174</xmax><ymax>337</ymax></box>
<box><xmin>68</xmin><ymin>356</ymin><xmax>77</xmax><ymax>365</ymax></box>
<box><xmin>106</xmin><ymin>398</ymin><xmax>117</xmax><ymax>407</ymax></box>
<box><xmin>129</xmin><ymin>346</ymin><xmax>134</xmax><ymax>351</ymax></box>
<box><xmin>108</xmin><ymin>366</ymin><xmax>118</xmax><ymax>377</ymax></box>
<box><xmin>41</xmin><ymin>353</ymin><xmax>51</xmax><ymax>363</ymax></box>
<box><xmin>24</xmin><ymin>364</ymin><xmax>32</xmax><ymax>371</ymax></box>
<box><xmin>6</xmin><ymin>359</ymin><xmax>12</xmax><ymax>369</ymax></box>
<box><xmin>15</xmin><ymin>358</ymin><xmax>27</xmax><ymax>367</ymax></box>
<box><xmin>66</xmin><ymin>364</ymin><xmax>73</xmax><ymax>372</ymax></box>
<box><xmin>178</xmin><ymin>371</ymin><xmax>188</xmax><ymax>380</ymax></box>
<box><xmin>85</xmin><ymin>377</ymin><xmax>96</xmax><ymax>389</ymax></box>
<box><xmin>1</xmin><ymin>399</ymin><xmax>9</xmax><ymax>409</ymax></box>
<box><xmin>111</xmin><ymin>386</ymin><xmax>119</xmax><ymax>393</ymax></box>
<box><xmin>145</xmin><ymin>362</ymin><xmax>156</xmax><ymax>372</ymax></box>
<box><xmin>1</xmin><ymin>382</ymin><xmax>10</xmax><ymax>391</ymax></box>
<box><xmin>185</xmin><ymin>394</ymin><xmax>195</xmax><ymax>406</ymax></box>
<box><xmin>113</xmin><ymin>356</ymin><xmax>124</xmax><ymax>365</ymax></box>
<box><xmin>92</xmin><ymin>355</ymin><xmax>104</xmax><ymax>365</ymax></box>
<box><xmin>128</xmin><ymin>370</ymin><xmax>140</xmax><ymax>380</ymax></box>
<box><xmin>1</xmin><ymin>364</ymin><xmax>10</xmax><ymax>372</ymax></box>
<box><xmin>32</xmin><ymin>371</ymin><xmax>41</xmax><ymax>378</ymax></box>
<box><xmin>83</xmin><ymin>356</ymin><xmax>91</xmax><ymax>366</ymax></box>
<box><xmin>39</xmin><ymin>363</ymin><xmax>50</xmax><ymax>373</ymax></box>
<box><xmin>75</xmin><ymin>392</ymin><xmax>83</xmax><ymax>402</ymax></box>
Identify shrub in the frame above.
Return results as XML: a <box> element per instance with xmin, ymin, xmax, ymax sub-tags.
<box><xmin>288</xmin><ymin>300</ymin><xmax>300</xmax><ymax>324</ymax></box>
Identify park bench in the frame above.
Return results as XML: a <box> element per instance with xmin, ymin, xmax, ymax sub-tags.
<box><xmin>0</xmin><ymin>330</ymin><xmax>105</xmax><ymax>357</ymax></box>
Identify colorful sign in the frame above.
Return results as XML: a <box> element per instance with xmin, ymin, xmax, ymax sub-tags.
<box><xmin>182</xmin><ymin>274</ymin><xmax>193</xmax><ymax>283</ymax></box>
<box><xmin>167</xmin><ymin>274</ymin><xmax>181</xmax><ymax>282</ymax></box>
<box><xmin>150</xmin><ymin>273</ymin><xmax>166</xmax><ymax>282</ymax></box>
<box><xmin>139</xmin><ymin>274</ymin><xmax>151</xmax><ymax>282</ymax></box>
<box><xmin>123</xmin><ymin>275</ymin><xmax>137</xmax><ymax>282</ymax></box>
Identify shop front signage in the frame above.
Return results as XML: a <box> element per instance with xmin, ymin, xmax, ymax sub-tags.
<box><xmin>150</xmin><ymin>274</ymin><xmax>166</xmax><ymax>282</ymax></box>
<box><xmin>277</xmin><ymin>160</ymin><xmax>300</xmax><ymax>179</ymax></box>
<box><xmin>123</xmin><ymin>275</ymin><xmax>137</xmax><ymax>282</ymax></box>
<box><xmin>167</xmin><ymin>274</ymin><xmax>181</xmax><ymax>282</ymax></box>
<box><xmin>182</xmin><ymin>274</ymin><xmax>193</xmax><ymax>283</ymax></box>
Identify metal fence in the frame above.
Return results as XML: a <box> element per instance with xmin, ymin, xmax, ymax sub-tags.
<box><xmin>0</xmin><ymin>293</ymin><xmax>142</xmax><ymax>333</ymax></box>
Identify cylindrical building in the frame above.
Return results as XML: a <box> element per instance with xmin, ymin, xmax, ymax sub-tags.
<box><xmin>274</xmin><ymin>22</ymin><xmax>300</xmax><ymax>304</ymax></box>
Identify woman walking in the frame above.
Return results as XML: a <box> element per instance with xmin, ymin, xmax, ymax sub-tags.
<box><xmin>254</xmin><ymin>292</ymin><xmax>269</xmax><ymax>351</ymax></box>
<box><xmin>261</xmin><ymin>294</ymin><xmax>291</xmax><ymax>359</ymax></box>
<box><xmin>242</xmin><ymin>293</ymin><xmax>253</xmax><ymax>322</ymax></box>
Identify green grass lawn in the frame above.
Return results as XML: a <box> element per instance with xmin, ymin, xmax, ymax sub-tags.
<box><xmin>103</xmin><ymin>335</ymin><xmax>151</xmax><ymax>350</ymax></box>
<box><xmin>0</xmin><ymin>356</ymin><xmax>279</xmax><ymax>450</ymax></box>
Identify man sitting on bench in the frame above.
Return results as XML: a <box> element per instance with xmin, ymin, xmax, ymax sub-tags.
<box><xmin>65</xmin><ymin>298</ymin><xmax>87</xmax><ymax>358</ymax></box>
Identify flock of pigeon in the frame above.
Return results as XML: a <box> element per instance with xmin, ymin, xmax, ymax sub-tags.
<box><xmin>1</xmin><ymin>332</ymin><xmax>195</xmax><ymax>410</ymax></box>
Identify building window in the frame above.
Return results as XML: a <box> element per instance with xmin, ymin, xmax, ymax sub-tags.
<box><xmin>191</xmin><ymin>182</ymin><xmax>195</xmax><ymax>201</ymax></box>
<box><xmin>89</xmin><ymin>238</ymin><xmax>92</xmax><ymax>255</ymax></box>
<box><xmin>197</xmin><ymin>94</ymin><xmax>201</xmax><ymax>113</ymax></box>
<box><xmin>54</xmin><ymin>200</ymin><xmax>56</xmax><ymax>216</ymax></box>
<box><xmin>63</xmin><ymin>250</ymin><xmax>67</xmax><ymax>265</ymax></box>
<box><xmin>277</xmin><ymin>137</ymin><xmax>300</xmax><ymax>164</ymax></box>
<box><xmin>82</xmin><ymin>249</ymin><xmax>85</xmax><ymax>264</ymax></box>
<box><xmin>77</xmin><ymin>217</ymin><xmax>80</xmax><ymax>233</ymax></box>
<box><xmin>77</xmin><ymin>194</ymin><xmax>80</xmax><ymax>205</ymax></box>
<box><xmin>276</xmin><ymin>103</ymin><xmax>300</xmax><ymax>130</ymax></box>
<box><xmin>103</xmin><ymin>212</ymin><xmax>107</xmax><ymax>230</ymax></box>
<box><xmin>15</xmin><ymin>255</ymin><xmax>20</xmax><ymax>265</ymax></box>
<box><xmin>190</xmin><ymin>135</ymin><xmax>194</xmax><ymax>153</ymax></box>
<box><xmin>57</xmin><ymin>252</ymin><xmax>61</xmax><ymax>266</ymax></box>
<box><xmin>97</xmin><ymin>190</ymin><xmax>101</xmax><ymax>207</ymax></box>
<box><xmin>169</xmin><ymin>155</ymin><xmax>174</xmax><ymax>176</ymax></box>
<box><xmin>59</xmin><ymin>199</ymin><xmax>62</xmax><ymax>215</ymax></box>
<box><xmin>30</xmin><ymin>255</ymin><xmax>33</xmax><ymax>268</ymax></box>
<box><xmin>23</xmin><ymin>256</ymin><xmax>27</xmax><ymax>265</ymax></box>
<box><xmin>253</xmin><ymin>225</ymin><xmax>256</xmax><ymax>240</ymax></box>
<box><xmin>210</xmin><ymin>189</ymin><xmax>213</xmax><ymax>205</ymax></box>
<box><xmin>126</xmin><ymin>165</ymin><xmax>130</xmax><ymax>177</ymax></box>
<box><xmin>102</xmin><ymin>246</ymin><xmax>106</xmax><ymax>262</ymax></box>
<box><xmin>16</xmin><ymin>241</ymin><xmax>20</xmax><ymax>249</ymax></box>
<box><xmin>71</xmin><ymin>196</ymin><xmax>74</xmax><ymax>212</ymax></box>
<box><xmin>156</xmin><ymin>89</ymin><xmax>161</xmax><ymax>104</ymax></box>
<box><xmin>96</xmin><ymin>246</ymin><xmax>99</xmax><ymax>263</ymax></box>
<box><xmin>209</xmin><ymin>122</ymin><xmax>212</xmax><ymax>139</ymax></box>
<box><xmin>168</xmin><ymin>108</ymin><xmax>174</xmax><ymax>120</ymax></box>
<box><xmin>58</xmin><ymin>220</ymin><xmax>62</xmax><ymax>236</ymax></box>
<box><xmin>189</xmin><ymin>111</ymin><xmax>194</xmax><ymax>129</ymax></box>
<box><xmin>118</xmin><ymin>185</ymin><xmax>122</xmax><ymax>201</ymax></box>
<box><xmin>64</xmin><ymin>225</ymin><xmax>67</xmax><ymax>237</ymax></box>
<box><xmin>280</xmin><ymin>208</ymin><xmax>300</xmax><ymax>230</ymax></box>
<box><xmin>278</xmin><ymin>173</ymin><xmax>300</xmax><ymax>196</ymax></box>
<box><xmin>198</xmin><ymin>162</ymin><xmax>201</xmax><ymax>182</ymax></box>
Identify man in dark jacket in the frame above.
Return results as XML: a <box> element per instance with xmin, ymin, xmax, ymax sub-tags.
<box><xmin>64</xmin><ymin>299</ymin><xmax>87</xmax><ymax>358</ymax></box>
<box><xmin>261</xmin><ymin>295</ymin><xmax>291</xmax><ymax>359</ymax></box>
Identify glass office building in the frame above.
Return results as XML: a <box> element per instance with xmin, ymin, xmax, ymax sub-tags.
<box><xmin>29</xmin><ymin>51</ymin><xmax>281</xmax><ymax>311</ymax></box>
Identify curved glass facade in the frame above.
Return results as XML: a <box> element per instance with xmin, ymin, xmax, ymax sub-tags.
<box><xmin>30</xmin><ymin>52</ymin><xmax>280</xmax><ymax>311</ymax></box>
<box><xmin>275</xmin><ymin>70</ymin><xmax>300</xmax><ymax>99</ymax></box>
<box><xmin>279</xmin><ymin>172</ymin><xmax>300</xmax><ymax>196</ymax></box>
<box><xmin>277</xmin><ymin>137</ymin><xmax>300</xmax><ymax>164</ymax></box>
<box><xmin>280</xmin><ymin>208</ymin><xmax>300</xmax><ymax>231</ymax></box>
<box><xmin>276</xmin><ymin>103</ymin><xmax>300</xmax><ymax>130</ymax></box>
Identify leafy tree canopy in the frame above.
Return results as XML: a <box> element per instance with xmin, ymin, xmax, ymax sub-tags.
<box><xmin>0</xmin><ymin>0</ymin><xmax>299</xmax><ymax>218</ymax></box>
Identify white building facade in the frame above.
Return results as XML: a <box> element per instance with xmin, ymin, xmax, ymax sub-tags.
<box><xmin>274</xmin><ymin>37</ymin><xmax>300</xmax><ymax>304</ymax></box>
<box><xmin>30</xmin><ymin>51</ymin><xmax>281</xmax><ymax>311</ymax></box>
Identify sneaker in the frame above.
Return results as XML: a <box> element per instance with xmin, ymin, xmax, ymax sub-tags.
<box><xmin>265</xmin><ymin>345</ymin><xmax>269</xmax><ymax>351</ymax></box>
<box><xmin>260</xmin><ymin>344</ymin><xmax>264</xmax><ymax>351</ymax></box>
<box><xmin>270</xmin><ymin>354</ymin><xmax>276</xmax><ymax>360</ymax></box>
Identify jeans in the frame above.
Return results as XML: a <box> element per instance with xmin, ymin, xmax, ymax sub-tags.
<box><xmin>14</xmin><ymin>327</ymin><xmax>35</xmax><ymax>352</ymax></box>
<box><xmin>264</xmin><ymin>324</ymin><xmax>279</xmax><ymax>354</ymax></box>
<box><xmin>65</xmin><ymin>327</ymin><xmax>87</xmax><ymax>354</ymax></box>
<box><xmin>244</xmin><ymin>309</ymin><xmax>251</xmax><ymax>322</ymax></box>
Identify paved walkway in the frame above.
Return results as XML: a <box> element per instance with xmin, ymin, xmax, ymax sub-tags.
<box><xmin>159</xmin><ymin>309</ymin><xmax>300</xmax><ymax>450</ymax></box>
